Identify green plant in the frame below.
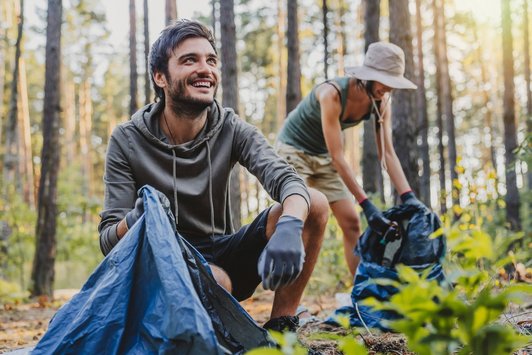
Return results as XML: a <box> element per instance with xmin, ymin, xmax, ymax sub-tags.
<box><xmin>246</xmin><ymin>331</ymin><xmax>308</xmax><ymax>355</ymax></box>
<box><xmin>363</xmin><ymin>215</ymin><xmax>531</xmax><ymax>355</ymax></box>
<box><xmin>0</xmin><ymin>190</ymin><xmax>37</xmax><ymax>290</ymax></box>
<box><xmin>0</xmin><ymin>278</ymin><xmax>30</xmax><ymax>304</ymax></box>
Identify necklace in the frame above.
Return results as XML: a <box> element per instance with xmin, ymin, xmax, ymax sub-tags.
<box><xmin>163</xmin><ymin>111</ymin><xmax>177</xmax><ymax>145</ymax></box>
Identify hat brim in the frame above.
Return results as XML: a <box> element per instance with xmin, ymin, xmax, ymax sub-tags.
<box><xmin>345</xmin><ymin>66</ymin><xmax>417</xmax><ymax>90</ymax></box>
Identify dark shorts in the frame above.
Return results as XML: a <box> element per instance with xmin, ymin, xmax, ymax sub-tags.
<box><xmin>186</xmin><ymin>207</ymin><xmax>271</xmax><ymax>301</ymax></box>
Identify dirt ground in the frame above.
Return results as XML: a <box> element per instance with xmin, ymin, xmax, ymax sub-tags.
<box><xmin>0</xmin><ymin>289</ymin><xmax>341</xmax><ymax>353</ymax></box>
<box><xmin>2</xmin><ymin>288</ymin><xmax>530</xmax><ymax>354</ymax></box>
<box><xmin>0</xmin><ymin>288</ymin><xmax>414</xmax><ymax>354</ymax></box>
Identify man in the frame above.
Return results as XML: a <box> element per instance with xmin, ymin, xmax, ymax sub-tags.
<box><xmin>98</xmin><ymin>19</ymin><xmax>328</xmax><ymax>332</ymax></box>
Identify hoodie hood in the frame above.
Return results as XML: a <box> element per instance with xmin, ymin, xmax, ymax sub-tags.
<box><xmin>131</xmin><ymin>99</ymin><xmax>227</xmax><ymax>155</ymax></box>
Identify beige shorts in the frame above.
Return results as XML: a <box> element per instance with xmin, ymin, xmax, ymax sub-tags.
<box><xmin>276</xmin><ymin>143</ymin><xmax>352</xmax><ymax>203</ymax></box>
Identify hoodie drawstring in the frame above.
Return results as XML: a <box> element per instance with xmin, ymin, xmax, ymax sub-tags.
<box><xmin>171</xmin><ymin>149</ymin><xmax>179</xmax><ymax>225</ymax></box>
<box><xmin>206</xmin><ymin>142</ymin><xmax>215</xmax><ymax>238</ymax></box>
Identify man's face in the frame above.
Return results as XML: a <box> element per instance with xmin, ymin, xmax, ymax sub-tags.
<box><xmin>371</xmin><ymin>81</ymin><xmax>393</xmax><ymax>100</ymax></box>
<box><xmin>160</xmin><ymin>37</ymin><xmax>220</xmax><ymax>112</ymax></box>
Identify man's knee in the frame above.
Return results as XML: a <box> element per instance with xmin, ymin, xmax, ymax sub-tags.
<box><xmin>306</xmin><ymin>188</ymin><xmax>329</xmax><ymax>230</ymax></box>
<box><xmin>209</xmin><ymin>263</ymin><xmax>233</xmax><ymax>293</ymax></box>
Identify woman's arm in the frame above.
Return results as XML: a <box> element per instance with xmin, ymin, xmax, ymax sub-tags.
<box><xmin>317</xmin><ymin>85</ymin><xmax>367</xmax><ymax>203</ymax></box>
<box><xmin>375</xmin><ymin>98</ymin><xmax>411</xmax><ymax>195</ymax></box>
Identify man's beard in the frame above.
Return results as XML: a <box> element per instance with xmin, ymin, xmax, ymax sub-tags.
<box><xmin>166</xmin><ymin>77</ymin><xmax>218</xmax><ymax>118</ymax></box>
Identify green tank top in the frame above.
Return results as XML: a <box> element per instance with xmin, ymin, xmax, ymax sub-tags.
<box><xmin>278</xmin><ymin>77</ymin><xmax>371</xmax><ymax>156</ymax></box>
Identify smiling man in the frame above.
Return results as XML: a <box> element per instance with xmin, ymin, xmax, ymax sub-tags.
<box><xmin>98</xmin><ymin>20</ymin><xmax>328</xmax><ymax>333</ymax></box>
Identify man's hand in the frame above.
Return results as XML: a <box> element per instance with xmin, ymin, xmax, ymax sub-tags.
<box><xmin>360</xmin><ymin>199</ymin><xmax>392</xmax><ymax>236</ymax></box>
<box><xmin>258</xmin><ymin>216</ymin><xmax>305</xmax><ymax>291</ymax></box>
<box><xmin>125</xmin><ymin>191</ymin><xmax>171</xmax><ymax>229</ymax></box>
<box><xmin>156</xmin><ymin>191</ymin><xmax>171</xmax><ymax>213</ymax></box>
<box><xmin>400</xmin><ymin>191</ymin><xmax>428</xmax><ymax>211</ymax></box>
<box><xmin>125</xmin><ymin>197</ymin><xmax>144</xmax><ymax>229</ymax></box>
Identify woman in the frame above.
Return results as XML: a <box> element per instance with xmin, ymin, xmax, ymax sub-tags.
<box><xmin>277</xmin><ymin>42</ymin><xmax>426</xmax><ymax>276</ymax></box>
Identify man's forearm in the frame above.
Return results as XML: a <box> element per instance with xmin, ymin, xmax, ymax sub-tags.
<box><xmin>116</xmin><ymin>219</ymin><xmax>129</xmax><ymax>239</ymax></box>
<box><xmin>281</xmin><ymin>194</ymin><xmax>309</xmax><ymax>221</ymax></box>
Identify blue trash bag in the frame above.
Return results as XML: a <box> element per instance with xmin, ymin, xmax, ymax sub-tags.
<box><xmin>33</xmin><ymin>185</ymin><xmax>272</xmax><ymax>355</ymax></box>
<box><xmin>326</xmin><ymin>204</ymin><xmax>446</xmax><ymax>331</ymax></box>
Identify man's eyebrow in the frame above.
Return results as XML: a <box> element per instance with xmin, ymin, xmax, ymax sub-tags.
<box><xmin>176</xmin><ymin>52</ymin><xmax>197</xmax><ymax>60</ymax></box>
<box><xmin>174</xmin><ymin>52</ymin><xmax>218</xmax><ymax>60</ymax></box>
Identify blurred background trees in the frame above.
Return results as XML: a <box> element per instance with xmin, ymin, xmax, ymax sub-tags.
<box><xmin>0</xmin><ymin>0</ymin><xmax>529</xmax><ymax>297</ymax></box>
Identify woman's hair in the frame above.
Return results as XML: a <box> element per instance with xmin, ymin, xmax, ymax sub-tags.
<box><xmin>354</xmin><ymin>78</ymin><xmax>375</xmax><ymax>96</ymax></box>
<box><xmin>149</xmin><ymin>20</ymin><xmax>216</xmax><ymax>101</ymax></box>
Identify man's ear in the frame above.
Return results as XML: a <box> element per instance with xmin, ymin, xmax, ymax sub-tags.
<box><xmin>153</xmin><ymin>71</ymin><xmax>167</xmax><ymax>89</ymax></box>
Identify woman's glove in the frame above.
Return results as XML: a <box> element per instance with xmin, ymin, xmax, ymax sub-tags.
<box><xmin>400</xmin><ymin>191</ymin><xmax>428</xmax><ymax>211</ymax></box>
<box><xmin>258</xmin><ymin>216</ymin><xmax>305</xmax><ymax>291</ymax></box>
<box><xmin>360</xmin><ymin>199</ymin><xmax>393</xmax><ymax>236</ymax></box>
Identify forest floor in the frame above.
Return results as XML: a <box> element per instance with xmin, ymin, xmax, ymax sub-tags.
<box><xmin>0</xmin><ymin>288</ymin><xmax>413</xmax><ymax>354</ymax></box>
<box><xmin>2</xmin><ymin>288</ymin><xmax>530</xmax><ymax>354</ymax></box>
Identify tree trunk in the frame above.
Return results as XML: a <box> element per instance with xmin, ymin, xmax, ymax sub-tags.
<box><xmin>220</xmin><ymin>0</ymin><xmax>241</xmax><ymax>230</ymax></box>
<box><xmin>388</xmin><ymin>0</ymin><xmax>419</xmax><ymax>199</ymax></box>
<box><xmin>362</xmin><ymin>0</ymin><xmax>384</xmax><ymax>202</ymax></box>
<box><xmin>335</xmin><ymin>0</ymin><xmax>347</xmax><ymax>76</ymax></box>
<box><xmin>286</xmin><ymin>0</ymin><xmax>301</xmax><ymax>115</ymax></box>
<box><xmin>414</xmin><ymin>0</ymin><xmax>431</xmax><ymax>207</ymax></box>
<box><xmin>17</xmin><ymin>58</ymin><xmax>35</xmax><ymax>208</ymax></box>
<box><xmin>3</xmin><ymin>0</ymin><xmax>24</xmax><ymax>198</ymax></box>
<box><xmin>472</xmin><ymin>19</ymin><xmax>499</xmax><ymax>194</ymax></box>
<box><xmin>31</xmin><ymin>0</ymin><xmax>62</xmax><ymax>298</ymax></box>
<box><xmin>79</xmin><ymin>80</ymin><xmax>94</xmax><ymax>213</ymax></box>
<box><xmin>165</xmin><ymin>0</ymin><xmax>178</xmax><ymax>25</ymax></box>
<box><xmin>433</xmin><ymin>0</ymin><xmax>447</xmax><ymax>214</ymax></box>
<box><xmin>0</xmin><ymin>0</ymin><xmax>8</xmax><ymax>149</ymax></box>
<box><xmin>501</xmin><ymin>0</ymin><xmax>521</xmax><ymax>230</ymax></box>
<box><xmin>211</xmin><ymin>0</ymin><xmax>217</xmax><ymax>37</ymax></box>
<box><xmin>439</xmin><ymin>0</ymin><xmax>458</xmax><ymax>209</ymax></box>
<box><xmin>255</xmin><ymin>179</ymin><xmax>261</xmax><ymax>215</ymax></box>
<box><xmin>63</xmin><ymin>77</ymin><xmax>76</xmax><ymax>166</ymax></box>
<box><xmin>129</xmin><ymin>0</ymin><xmax>138</xmax><ymax>116</ymax></box>
<box><xmin>143</xmin><ymin>0</ymin><xmax>150</xmax><ymax>105</ymax></box>
<box><xmin>523</xmin><ymin>0</ymin><xmax>531</xmax><ymax>194</ymax></box>
<box><xmin>276</xmin><ymin>0</ymin><xmax>287</xmax><ymax>129</ymax></box>
<box><xmin>322</xmin><ymin>0</ymin><xmax>328</xmax><ymax>80</ymax></box>
<box><xmin>241</xmin><ymin>171</ymin><xmax>250</xmax><ymax>221</ymax></box>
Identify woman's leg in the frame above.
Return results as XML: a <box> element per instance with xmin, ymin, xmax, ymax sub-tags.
<box><xmin>330</xmin><ymin>198</ymin><xmax>362</xmax><ymax>276</ymax></box>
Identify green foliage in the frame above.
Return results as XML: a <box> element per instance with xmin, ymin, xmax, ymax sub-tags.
<box><xmin>0</xmin><ymin>189</ymin><xmax>37</xmax><ymax>290</ymax></box>
<box><xmin>246</xmin><ymin>331</ymin><xmax>307</xmax><ymax>355</ymax></box>
<box><xmin>0</xmin><ymin>278</ymin><xmax>30</xmax><ymax>304</ymax></box>
<box><xmin>363</xmin><ymin>217</ymin><xmax>531</xmax><ymax>355</ymax></box>
<box><xmin>0</xmin><ymin>161</ymin><xmax>103</xmax><ymax>291</ymax></box>
<box><xmin>55</xmin><ymin>162</ymin><xmax>103</xmax><ymax>279</ymax></box>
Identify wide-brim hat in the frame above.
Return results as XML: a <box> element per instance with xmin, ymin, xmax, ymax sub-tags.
<box><xmin>345</xmin><ymin>42</ymin><xmax>417</xmax><ymax>90</ymax></box>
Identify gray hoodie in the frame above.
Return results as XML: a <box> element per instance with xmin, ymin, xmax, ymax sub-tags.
<box><xmin>98</xmin><ymin>100</ymin><xmax>310</xmax><ymax>255</ymax></box>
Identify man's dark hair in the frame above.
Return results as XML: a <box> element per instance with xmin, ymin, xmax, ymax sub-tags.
<box><xmin>149</xmin><ymin>19</ymin><xmax>217</xmax><ymax>101</ymax></box>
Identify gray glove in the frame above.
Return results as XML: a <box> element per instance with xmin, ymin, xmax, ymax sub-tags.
<box><xmin>125</xmin><ymin>190</ymin><xmax>171</xmax><ymax>229</ymax></box>
<box><xmin>125</xmin><ymin>197</ymin><xmax>144</xmax><ymax>229</ymax></box>
<box><xmin>258</xmin><ymin>216</ymin><xmax>305</xmax><ymax>290</ymax></box>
